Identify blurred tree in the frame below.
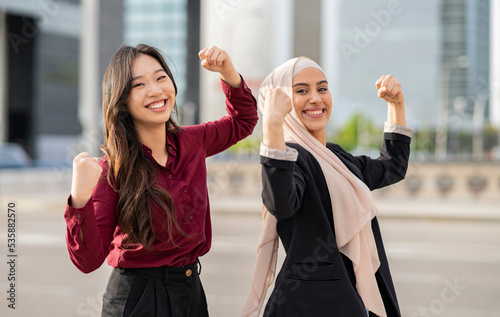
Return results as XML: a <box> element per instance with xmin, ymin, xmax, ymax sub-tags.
<box><xmin>412</xmin><ymin>128</ymin><xmax>436</xmax><ymax>154</ymax></box>
<box><xmin>226</xmin><ymin>136</ymin><xmax>262</xmax><ymax>159</ymax></box>
<box><xmin>484</xmin><ymin>124</ymin><xmax>499</xmax><ymax>151</ymax></box>
<box><xmin>330</xmin><ymin>112</ymin><xmax>380</xmax><ymax>151</ymax></box>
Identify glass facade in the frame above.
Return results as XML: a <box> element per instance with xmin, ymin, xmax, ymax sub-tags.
<box><xmin>0</xmin><ymin>1</ymin><xmax>124</xmax><ymax>163</ymax></box>
<box><xmin>0</xmin><ymin>1</ymin><xmax>82</xmax><ymax>162</ymax></box>
<box><xmin>327</xmin><ymin>0</ymin><xmax>441</xmax><ymax>133</ymax></box>
<box><xmin>124</xmin><ymin>0</ymin><xmax>189</xmax><ymax>111</ymax></box>
<box><xmin>440</xmin><ymin>0</ymin><xmax>490</xmax><ymax>154</ymax></box>
<box><xmin>319</xmin><ymin>0</ymin><xmax>491</xmax><ymax>157</ymax></box>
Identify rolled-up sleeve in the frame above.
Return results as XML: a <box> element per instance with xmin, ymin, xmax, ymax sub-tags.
<box><xmin>383</xmin><ymin>121</ymin><xmax>413</xmax><ymax>138</ymax></box>
<box><xmin>260</xmin><ymin>143</ymin><xmax>299</xmax><ymax>161</ymax></box>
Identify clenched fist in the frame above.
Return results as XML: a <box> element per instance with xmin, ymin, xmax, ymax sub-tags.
<box><xmin>261</xmin><ymin>88</ymin><xmax>292</xmax><ymax>151</ymax></box>
<box><xmin>198</xmin><ymin>45</ymin><xmax>241</xmax><ymax>87</ymax></box>
<box><xmin>70</xmin><ymin>152</ymin><xmax>103</xmax><ymax>208</ymax></box>
<box><xmin>375</xmin><ymin>74</ymin><xmax>404</xmax><ymax>105</ymax></box>
<box><xmin>376</xmin><ymin>74</ymin><xmax>407</xmax><ymax>127</ymax></box>
<box><xmin>263</xmin><ymin>88</ymin><xmax>292</xmax><ymax>124</ymax></box>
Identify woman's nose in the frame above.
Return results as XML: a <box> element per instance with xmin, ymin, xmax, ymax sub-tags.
<box><xmin>309</xmin><ymin>92</ymin><xmax>321</xmax><ymax>104</ymax></box>
<box><xmin>147</xmin><ymin>82</ymin><xmax>162</xmax><ymax>97</ymax></box>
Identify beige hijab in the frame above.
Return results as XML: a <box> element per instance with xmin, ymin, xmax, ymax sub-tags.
<box><xmin>241</xmin><ymin>57</ymin><xmax>386</xmax><ymax>317</ymax></box>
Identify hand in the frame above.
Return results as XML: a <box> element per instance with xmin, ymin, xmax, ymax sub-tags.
<box><xmin>198</xmin><ymin>45</ymin><xmax>234</xmax><ymax>73</ymax></box>
<box><xmin>262</xmin><ymin>88</ymin><xmax>291</xmax><ymax>151</ymax></box>
<box><xmin>198</xmin><ymin>46</ymin><xmax>241</xmax><ymax>87</ymax></box>
<box><xmin>262</xmin><ymin>88</ymin><xmax>293</xmax><ymax>151</ymax></box>
<box><xmin>263</xmin><ymin>88</ymin><xmax>292</xmax><ymax>124</ymax></box>
<box><xmin>70</xmin><ymin>152</ymin><xmax>103</xmax><ymax>208</ymax></box>
<box><xmin>376</xmin><ymin>74</ymin><xmax>404</xmax><ymax>106</ymax></box>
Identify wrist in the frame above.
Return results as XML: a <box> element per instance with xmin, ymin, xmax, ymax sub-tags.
<box><xmin>388</xmin><ymin>100</ymin><xmax>404</xmax><ymax>108</ymax></box>
<box><xmin>70</xmin><ymin>183</ymin><xmax>92</xmax><ymax>208</ymax></box>
<box><xmin>220</xmin><ymin>70</ymin><xmax>241</xmax><ymax>88</ymax></box>
<box><xmin>70</xmin><ymin>193</ymin><xmax>91</xmax><ymax>209</ymax></box>
<box><xmin>263</xmin><ymin>115</ymin><xmax>285</xmax><ymax>131</ymax></box>
<box><xmin>262</xmin><ymin>134</ymin><xmax>286</xmax><ymax>151</ymax></box>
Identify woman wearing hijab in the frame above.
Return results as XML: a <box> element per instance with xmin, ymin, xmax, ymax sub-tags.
<box><xmin>242</xmin><ymin>57</ymin><xmax>412</xmax><ymax>317</ymax></box>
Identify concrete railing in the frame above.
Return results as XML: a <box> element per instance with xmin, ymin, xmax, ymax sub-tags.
<box><xmin>0</xmin><ymin>160</ymin><xmax>498</xmax><ymax>217</ymax></box>
<box><xmin>206</xmin><ymin>160</ymin><xmax>262</xmax><ymax>198</ymax></box>
<box><xmin>379</xmin><ymin>161</ymin><xmax>500</xmax><ymax>201</ymax></box>
<box><xmin>206</xmin><ymin>160</ymin><xmax>500</xmax><ymax>202</ymax></box>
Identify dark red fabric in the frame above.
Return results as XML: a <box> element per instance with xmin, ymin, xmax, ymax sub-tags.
<box><xmin>65</xmin><ymin>78</ymin><xmax>258</xmax><ymax>273</ymax></box>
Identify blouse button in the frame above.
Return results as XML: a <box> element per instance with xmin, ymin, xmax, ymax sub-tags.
<box><xmin>183</xmin><ymin>188</ymin><xmax>187</xmax><ymax>193</ymax></box>
<box><xmin>77</xmin><ymin>214</ymin><xmax>81</xmax><ymax>219</ymax></box>
<box><xmin>168</xmin><ymin>174</ymin><xmax>173</xmax><ymax>179</ymax></box>
<box><xmin>189</xmin><ymin>215</ymin><xmax>193</xmax><ymax>220</ymax></box>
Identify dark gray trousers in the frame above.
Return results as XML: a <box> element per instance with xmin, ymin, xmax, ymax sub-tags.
<box><xmin>101</xmin><ymin>260</ymin><xmax>208</xmax><ymax>317</ymax></box>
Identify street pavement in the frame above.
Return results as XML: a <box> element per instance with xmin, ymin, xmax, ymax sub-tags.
<box><xmin>0</xmin><ymin>168</ymin><xmax>499</xmax><ymax>316</ymax></box>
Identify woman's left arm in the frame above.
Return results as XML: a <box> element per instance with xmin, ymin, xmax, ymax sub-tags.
<box><xmin>190</xmin><ymin>46</ymin><xmax>258</xmax><ymax>157</ymax></box>
<box><xmin>341</xmin><ymin>75</ymin><xmax>412</xmax><ymax>190</ymax></box>
<box><xmin>376</xmin><ymin>74</ymin><xmax>406</xmax><ymax>127</ymax></box>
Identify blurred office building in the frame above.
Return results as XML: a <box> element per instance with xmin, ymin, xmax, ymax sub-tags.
<box><xmin>0</xmin><ymin>0</ymin><xmax>123</xmax><ymax>166</ymax></box>
<box><xmin>319</xmin><ymin>0</ymin><xmax>491</xmax><ymax>157</ymax></box>
<box><xmin>201</xmin><ymin>0</ymin><xmax>443</xmax><ymax>127</ymax></box>
<box><xmin>491</xmin><ymin>0</ymin><xmax>500</xmax><ymax>128</ymax></box>
<box><xmin>435</xmin><ymin>0</ymin><xmax>491</xmax><ymax>158</ymax></box>
<box><xmin>201</xmin><ymin>0</ymin><xmax>496</xmax><ymax>159</ymax></box>
<box><xmin>0</xmin><ymin>0</ymin><xmax>201</xmax><ymax>166</ymax></box>
<box><xmin>124</xmin><ymin>0</ymin><xmax>201</xmax><ymax>126</ymax></box>
<box><xmin>0</xmin><ymin>0</ymin><xmax>498</xmax><ymax>166</ymax></box>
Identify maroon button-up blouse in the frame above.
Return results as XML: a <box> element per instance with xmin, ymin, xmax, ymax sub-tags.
<box><xmin>64</xmin><ymin>78</ymin><xmax>258</xmax><ymax>273</ymax></box>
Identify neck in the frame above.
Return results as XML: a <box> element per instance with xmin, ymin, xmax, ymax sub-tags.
<box><xmin>136</xmin><ymin>124</ymin><xmax>167</xmax><ymax>154</ymax></box>
<box><xmin>311</xmin><ymin>130</ymin><xmax>326</xmax><ymax>146</ymax></box>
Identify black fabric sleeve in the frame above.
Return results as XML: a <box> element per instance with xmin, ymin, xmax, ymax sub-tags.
<box><xmin>329</xmin><ymin>133</ymin><xmax>411</xmax><ymax>191</ymax></box>
<box><xmin>260</xmin><ymin>156</ymin><xmax>306</xmax><ymax>220</ymax></box>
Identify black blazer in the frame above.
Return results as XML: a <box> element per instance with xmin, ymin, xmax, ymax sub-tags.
<box><xmin>261</xmin><ymin>133</ymin><xmax>411</xmax><ymax>317</ymax></box>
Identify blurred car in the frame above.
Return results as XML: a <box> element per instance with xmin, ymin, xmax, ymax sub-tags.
<box><xmin>0</xmin><ymin>143</ymin><xmax>31</xmax><ymax>168</ymax></box>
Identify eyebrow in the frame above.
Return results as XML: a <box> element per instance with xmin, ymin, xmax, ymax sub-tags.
<box><xmin>131</xmin><ymin>69</ymin><xmax>166</xmax><ymax>81</ymax></box>
<box><xmin>292</xmin><ymin>80</ymin><xmax>328</xmax><ymax>87</ymax></box>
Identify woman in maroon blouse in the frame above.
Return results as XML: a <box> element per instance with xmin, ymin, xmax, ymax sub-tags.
<box><xmin>64</xmin><ymin>44</ymin><xmax>258</xmax><ymax>316</ymax></box>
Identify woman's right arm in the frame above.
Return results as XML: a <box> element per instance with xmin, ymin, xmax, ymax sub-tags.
<box><xmin>64</xmin><ymin>152</ymin><xmax>116</xmax><ymax>273</ymax></box>
<box><xmin>262</xmin><ymin>88</ymin><xmax>290</xmax><ymax>152</ymax></box>
<box><xmin>260</xmin><ymin>148</ymin><xmax>306</xmax><ymax>220</ymax></box>
<box><xmin>260</xmin><ymin>89</ymin><xmax>305</xmax><ymax>219</ymax></box>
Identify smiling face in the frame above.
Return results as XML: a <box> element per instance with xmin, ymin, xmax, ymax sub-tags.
<box><xmin>292</xmin><ymin>67</ymin><xmax>332</xmax><ymax>144</ymax></box>
<box><xmin>126</xmin><ymin>53</ymin><xmax>176</xmax><ymax>131</ymax></box>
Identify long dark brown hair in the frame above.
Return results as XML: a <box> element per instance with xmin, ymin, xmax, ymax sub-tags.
<box><xmin>101</xmin><ymin>44</ymin><xmax>184</xmax><ymax>250</ymax></box>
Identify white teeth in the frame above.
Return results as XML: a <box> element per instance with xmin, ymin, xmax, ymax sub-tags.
<box><xmin>147</xmin><ymin>101</ymin><xmax>165</xmax><ymax>109</ymax></box>
<box><xmin>305</xmin><ymin>110</ymin><xmax>323</xmax><ymax>115</ymax></box>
